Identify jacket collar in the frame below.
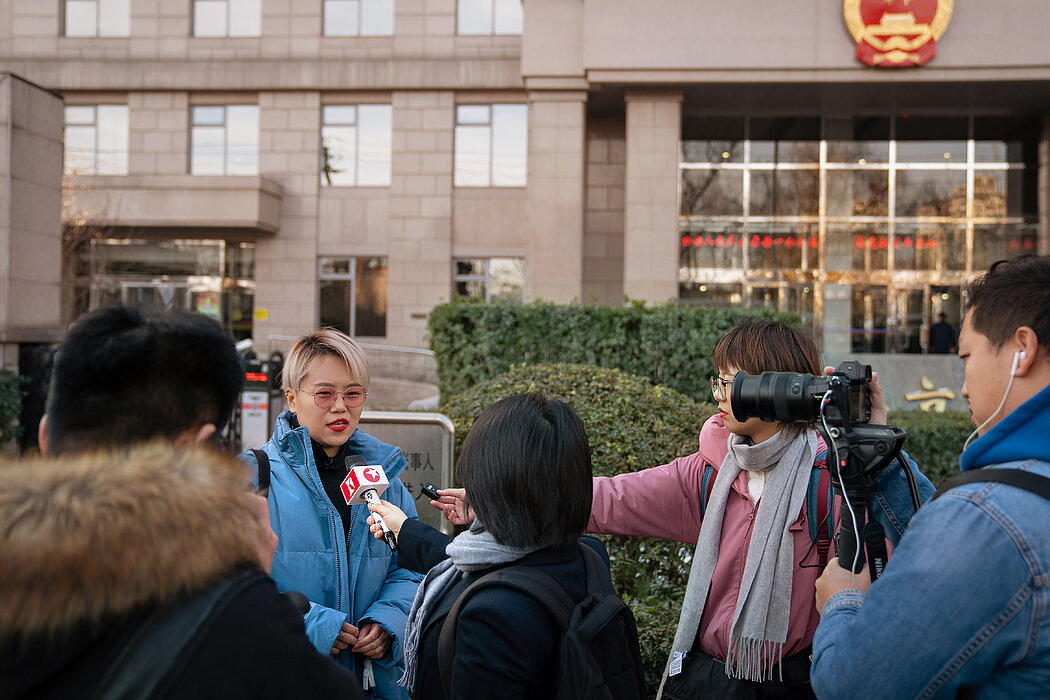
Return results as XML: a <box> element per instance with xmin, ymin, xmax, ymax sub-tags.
<box><xmin>960</xmin><ymin>382</ymin><xmax>1050</xmax><ymax>471</ymax></box>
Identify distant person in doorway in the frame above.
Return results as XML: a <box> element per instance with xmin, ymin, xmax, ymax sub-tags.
<box><xmin>930</xmin><ymin>312</ymin><xmax>958</xmax><ymax>354</ymax></box>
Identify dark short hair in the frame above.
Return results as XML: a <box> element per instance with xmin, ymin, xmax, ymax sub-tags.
<box><xmin>713</xmin><ymin>319</ymin><xmax>822</xmax><ymax>376</ymax></box>
<box><xmin>45</xmin><ymin>306</ymin><xmax>242</xmax><ymax>454</ymax></box>
<box><xmin>966</xmin><ymin>254</ymin><xmax>1050</xmax><ymax>351</ymax></box>
<box><xmin>455</xmin><ymin>393</ymin><xmax>592</xmax><ymax>549</ymax></box>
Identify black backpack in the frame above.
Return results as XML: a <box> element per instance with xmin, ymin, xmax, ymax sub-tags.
<box><xmin>437</xmin><ymin>542</ymin><xmax>647</xmax><ymax>700</ymax></box>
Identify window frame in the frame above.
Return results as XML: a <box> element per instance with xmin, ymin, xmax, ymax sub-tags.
<box><xmin>63</xmin><ymin>0</ymin><xmax>130</xmax><ymax>37</ymax></box>
<box><xmin>323</xmin><ymin>0</ymin><xmax>395</xmax><ymax>36</ymax></box>
<box><xmin>453</xmin><ymin>103</ymin><xmax>528</xmax><ymax>188</ymax></box>
<box><xmin>451</xmin><ymin>257</ymin><xmax>526</xmax><ymax>302</ymax></box>
<box><xmin>318</xmin><ymin>256</ymin><xmax>389</xmax><ymax>337</ymax></box>
<box><xmin>63</xmin><ymin>104</ymin><xmax>130</xmax><ymax>176</ymax></box>
<box><xmin>189</xmin><ymin>104</ymin><xmax>259</xmax><ymax>176</ymax></box>
<box><xmin>456</xmin><ymin>0</ymin><xmax>522</xmax><ymax>35</ymax></box>
<box><xmin>193</xmin><ymin>0</ymin><xmax>261</xmax><ymax>38</ymax></box>
<box><xmin>320</xmin><ymin>104</ymin><xmax>393</xmax><ymax>187</ymax></box>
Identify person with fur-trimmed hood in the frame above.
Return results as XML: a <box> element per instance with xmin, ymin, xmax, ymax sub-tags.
<box><xmin>0</xmin><ymin>306</ymin><xmax>364</xmax><ymax>699</ymax></box>
<box><xmin>0</xmin><ymin>444</ymin><xmax>364</xmax><ymax>699</ymax></box>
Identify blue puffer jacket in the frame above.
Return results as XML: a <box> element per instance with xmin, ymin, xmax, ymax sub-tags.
<box><xmin>245</xmin><ymin>410</ymin><xmax>423</xmax><ymax>700</ymax></box>
<box><xmin>812</xmin><ymin>383</ymin><xmax>1050</xmax><ymax>698</ymax></box>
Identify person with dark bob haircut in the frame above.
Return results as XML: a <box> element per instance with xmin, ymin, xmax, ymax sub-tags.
<box><xmin>40</xmin><ymin>305</ymin><xmax>243</xmax><ymax>455</ymax></box>
<box><xmin>364</xmin><ymin>393</ymin><xmax>638</xmax><ymax>699</ymax></box>
<box><xmin>586</xmin><ymin>319</ymin><xmax>933</xmax><ymax>699</ymax></box>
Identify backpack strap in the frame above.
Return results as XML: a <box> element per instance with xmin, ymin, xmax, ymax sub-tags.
<box><xmin>699</xmin><ymin>462</ymin><xmax>717</xmax><ymax>521</ymax></box>
<box><xmin>252</xmin><ymin>448</ymin><xmax>270</xmax><ymax>492</ymax></box>
<box><xmin>932</xmin><ymin>468</ymin><xmax>1050</xmax><ymax>502</ymax></box>
<box><xmin>807</xmin><ymin>465</ymin><xmax>835</xmax><ymax>568</ymax></box>
<box><xmin>94</xmin><ymin>569</ymin><xmax>265</xmax><ymax>700</ymax></box>
<box><xmin>438</xmin><ymin>562</ymin><xmax>574</xmax><ymax>700</ymax></box>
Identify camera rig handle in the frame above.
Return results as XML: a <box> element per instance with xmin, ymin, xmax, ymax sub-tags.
<box><xmin>819</xmin><ymin>379</ymin><xmax>906</xmax><ymax>580</ymax></box>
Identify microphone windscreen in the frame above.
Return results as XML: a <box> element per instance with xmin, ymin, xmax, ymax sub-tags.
<box><xmin>345</xmin><ymin>454</ymin><xmax>368</xmax><ymax>470</ymax></box>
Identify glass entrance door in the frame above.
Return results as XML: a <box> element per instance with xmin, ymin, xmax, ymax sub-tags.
<box><xmin>891</xmin><ymin>284</ymin><xmax>963</xmax><ymax>353</ymax></box>
<box><xmin>121</xmin><ymin>281</ymin><xmax>190</xmax><ymax>310</ymax></box>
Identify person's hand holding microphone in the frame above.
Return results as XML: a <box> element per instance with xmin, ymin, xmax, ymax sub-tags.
<box><xmin>367</xmin><ymin>500</ymin><xmax>408</xmax><ymax>543</ymax></box>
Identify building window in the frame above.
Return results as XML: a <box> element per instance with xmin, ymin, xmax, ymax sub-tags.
<box><xmin>454</xmin><ymin>104</ymin><xmax>527</xmax><ymax>187</ymax></box>
<box><xmin>74</xmin><ymin>239</ymin><xmax>255</xmax><ymax>340</ymax></box>
<box><xmin>64</xmin><ymin>105</ymin><xmax>129</xmax><ymax>175</ymax></box>
<box><xmin>190</xmin><ymin>105</ymin><xmax>259</xmax><ymax>175</ymax></box>
<box><xmin>64</xmin><ymin>0</ymin><xmax>130</xmax><ymax>37</ymax></box>
<box><xmin>324</xmin><ymin>0</ymin><xmax>394</xmax><ymax>36</ymax></box>
<box><xmin>194</xmin><ymin>0</ymin><xmax>261</xmax><ymax>37</ymax></box>
<box><xmin>678</xmin><ymin>114</ymin><xmax>1038</xmax><ymax>353</ymax></box>
<box><xmin>452</xmin><ymin>258</ymin><xmax>525</xmax><ymax>301</ymax></box>
<box><xmin>321</xmin><ymin>105</ymin><xmax>393</xmax><ymax>187</ymax></box>
<box><xmin>457</xmin><ymin>0</ymin><xmax>521</xmax><ymax>35</ymax></box>
<box><xmin>319</xmin><ymin>257</ymin><xmax>388</xmax><ymax>337</ymax></box>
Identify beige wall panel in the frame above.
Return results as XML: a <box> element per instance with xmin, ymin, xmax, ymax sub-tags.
<box><xmin>527</xmin><ymin>96</ymin><xmax>585</xmax><ymax>302</ymax></box>
<box><xmin>452</xmin><ymin>190</ymin><xmax>529</xmax><ymax>249</ymax></box>
<box><xmin>623</xmin><ymin>91</ymin><xmax>680</xmax><ymax>304</ymax></box>
<box><xmin>582</xmin><ymin>115</ymin><xmax>625</xmax><ymax>305</ymax></box>
<box><xmin>0</xmin><ymin>74</ymin><xmax>62</xmax><ymax>343</ymax></box>
<box><xmin>387</xmin><ymin>91</ymin><xmax>453</xmax><ymax>347</ymax></box>
<box><xmin>577</xmin><ymin>0</ymin><xmax>1050</xmax><ymax>73</ymax></box>
<box><xmin>252</xmin><ymin>91</ymin><xmax>321</xmax><ymax>351</ymax></box>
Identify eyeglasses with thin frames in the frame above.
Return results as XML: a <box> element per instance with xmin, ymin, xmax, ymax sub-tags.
<box><xmin>708</xmin><ymin>375</ymin><xmax>733</xmax><ymax>401</ymax></box>
<box><xmin>302</xmin><ymin>388</ymin><xmax>368</xmax><ymax>409</ymax></box>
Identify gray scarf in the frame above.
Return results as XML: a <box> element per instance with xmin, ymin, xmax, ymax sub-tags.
<box><xmin>399</xmin><ymin>518</ymin><xmax>542</xmax><ymax>690</ymax></box>
<box><xmin>660</xmin><ymin>427</ymin><xmax>816</xmax><ymax>693</ymax></box>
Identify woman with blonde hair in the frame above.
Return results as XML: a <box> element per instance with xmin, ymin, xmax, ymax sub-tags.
<box><xmin>243</xmin><ymin>328</ymin><xmax>422</xmax><ymax>700</ymax></box>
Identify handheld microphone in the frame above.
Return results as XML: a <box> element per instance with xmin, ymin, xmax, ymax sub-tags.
<box><xmin>342</xmin><ymin>455</ymin><xmax>398</xmax><ymax>551</ymax></box>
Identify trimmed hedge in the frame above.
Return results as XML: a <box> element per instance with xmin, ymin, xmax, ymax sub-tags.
<box><xmin>440</xmin><ymin>363</ymin><xmax>710</xmax><ymax>694</ymax></box>
<box><xmin>0</xmin><ymin>370</ymin><xmax>22</xmax><ymax>445</ymax></box>
<box><xmin>427</xmin><ymin>298</ymin><xmax>796</xmax><ymax>404</ymax></box>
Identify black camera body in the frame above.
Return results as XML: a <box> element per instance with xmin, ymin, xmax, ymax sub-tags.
<box><xmin>729</xmin><ymin>360</ymin><xmax>913</xmax><ymax>579</ymax></box>
<box><xmin>730</xmin><ymin>360</ymin><xmax>872</xmax><ymax>426</ymax></box>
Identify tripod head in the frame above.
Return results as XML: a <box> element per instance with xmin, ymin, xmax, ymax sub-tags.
<box><xmin>818</xmin><ymin>380</ymin><xmax>907</xmax><ymax>579</ymax></box>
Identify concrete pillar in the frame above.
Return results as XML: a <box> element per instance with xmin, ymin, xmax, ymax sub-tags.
<box><xmin>253</xmin><ymin>90</ymin><xmax>321</xmax><ymax>353</ymax></box>
<box><xmin>623</xmin><ymin>90</ymin><xmax>682</xmax><ymax>304</ymax></box>
<box><xmin>527</xmin><ymin>92</ymin><xmax>586</xmax><ymax>302</ymax></box>
<box><xmin>583</xmin><ymin>115</ymin><xmax>626</xmax><ymax>305</ymax></box>
<box><xmin>0</xmin><ymin>73</ymin><xmax>64</xmax><ymax>368</ymax></box>
<box><xmin>387</xmin><ymin>91</ymin><xmax>454</xmax><ymax>348</ymax></box>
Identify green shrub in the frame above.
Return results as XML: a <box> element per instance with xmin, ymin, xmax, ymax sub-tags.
<box><xmin>887</xmin><ymin>409</ymin><xmax>972</xmax><ymax>488</ymax></box>
<box><xmin>440</xmin><ymin>362</ymin><xmax>713</xmax><ymax>694</ymax></box>
<box><xmin>0</xmin><ymin>370</ymin><xmax>23</xmax><ymax>445</ymax></box>
<box><xmin>428</xmin><ymin>298</ymin><xmax>796</xmax><ymax>405</ymax></box>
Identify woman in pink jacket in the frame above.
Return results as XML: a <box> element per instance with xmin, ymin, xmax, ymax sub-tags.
<box><xmin>591</xmin><ymin>320</ymin><xmax>852</xmax><ymax>699</ymax></box>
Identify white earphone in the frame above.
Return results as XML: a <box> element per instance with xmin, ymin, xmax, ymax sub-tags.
<box><xmin>965</xmin><ymin>348</ymin><xmax>1028</xmax><ymax>451</ymax></box>
<box><xmin>1011</xmin><ymin>350</ymin><xmax>1027</xmax><ymax>377</ymax></box>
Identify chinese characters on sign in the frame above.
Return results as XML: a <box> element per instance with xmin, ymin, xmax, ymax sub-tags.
<box><xmin>904</xmin><ymin>376</ymin><xmax>955</xmax><ymax>413</ymax></box>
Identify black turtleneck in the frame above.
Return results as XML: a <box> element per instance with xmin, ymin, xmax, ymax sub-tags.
<box><xmin>311</xmin><ymin>440</ymin><xmax>354</xmax><ymax>542</ymax></box>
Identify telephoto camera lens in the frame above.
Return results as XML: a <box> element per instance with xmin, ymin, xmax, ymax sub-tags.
<box><xmin>730</xmin><ymin>372</ymin><xmax>829</xmax><ymax>423</ymax></box>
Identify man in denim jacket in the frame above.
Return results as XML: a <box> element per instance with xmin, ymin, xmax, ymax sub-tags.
<box><xmin>812</xmin><ymin>254</ymin><xmax>1050</xmax><ymax>699</ymax></box>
